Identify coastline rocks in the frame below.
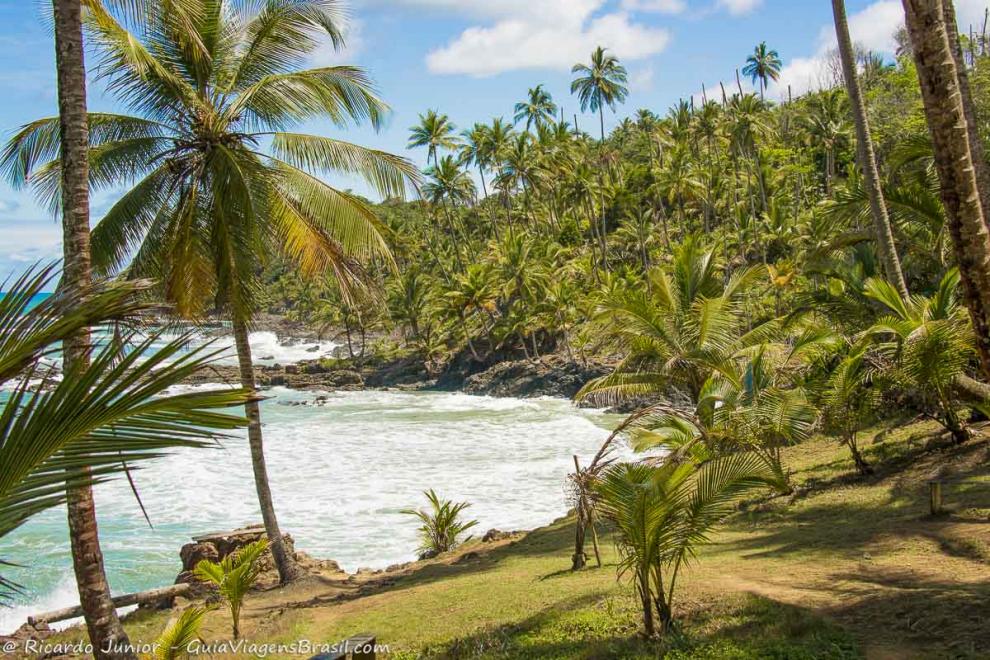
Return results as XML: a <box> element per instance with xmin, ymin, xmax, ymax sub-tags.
<box><xmin>461</xmin><ymin>355</ymin><xmax>610</xmax><ymax>400</ymax></box>
<box><xmin>481</xmin><ymin>529</ymin><xmax>515</xmax><ymax>543</ymax></box>
<box><xmin>175</xmin><ymin>525</ymin><xmax>345</xmax><ymax>595</ymax></box>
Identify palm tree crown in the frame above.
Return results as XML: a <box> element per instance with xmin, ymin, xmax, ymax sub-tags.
<box><xmin>743</xmin><ymin>41</ymin><xmax>783</xmax><ymax>99</ymax></box>
<box><xmin>409</xmin><ymin>109</ymin><xmax>461</xmax><ymax>165</ymax></box>
<box><xmin>514</xmin><ymin>84</ymin><xmax>557</xmax><ymax>131</ymax></box>
<box><xmin>571</xmin><ymin>47</ymin><xmax>629</xmax><ymax>140</ymax></box>
<box><xmin>4</xmin><ymin>0</ymin><xmax>419</xmax><ymax>320</ymax></box>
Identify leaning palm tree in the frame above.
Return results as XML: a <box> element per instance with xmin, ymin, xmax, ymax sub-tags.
<box><xmin>0</xmin><ymin>266</ymin><xmax>249</xmax><ymax>600</ymax></box>
<box><xmin>832</xmin><ymin>0</ymin><xmax>909</xmax><ymax>298</ymax></box>
<box><xmin>513</xmin><ymin>84</ymin><xmax>557</xmax><ymax>131</ymax></box>
<box><xmin>742</xmin><ymin>41</ymin><xmax>782</xmax><ymax>99</ymax></box>
<box><xmin>3</xmin><ymin>0</ymin><xmax>418</xmax><ymax>586</ymax></box>
<box><xmin>409</xmin><ymin>109</ymin><xmax>461</xmax><ymax>166</ymax></box>
<box><xmin>571</xmin><ymin>46</ymin><xmax>629</xmax><ymax>143</ymax></box>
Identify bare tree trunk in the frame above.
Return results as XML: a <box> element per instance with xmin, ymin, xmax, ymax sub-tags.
<box><xmin>232</xmin><ymin>315</ymin><xmax>299</xmax><ymax>585</ymax></box>
<box><xmin>903</xmin><ymin>0</ymin><xmax>990</xmax><ymax>378</ymax></box>
<box><xmin>834</xmin><ymin>0</ymin><xmax>909</xmax><ymax>298</ymax></box>
<box><xmin>53</xmin><ymin>1</ymin><xmax>136</xmax><ymax>657</ymax></box>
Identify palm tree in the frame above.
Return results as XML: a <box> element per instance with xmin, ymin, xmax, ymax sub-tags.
<box><xmin>0</xmin><ymin>267</ymin><xmax>249</xmax><ymax>600</ymax></box>
<box><xmin>595</xmin><ymin>453</ymin><xmax>773</xmax><ymax>637</ymax></box>
<box><xmin>577</xmin><ymin>238</ymin><xmax>769</xmax><ymax>406</ymax></box>
<box><xmin>743</xmin><ymin>42</ymin><xmax>783</xmax><ymax>100</ymax></box>
<box><xmin>801</xmin><ymin>89</ymin><xmax>849</xmax><ymax>196</ymax></box>
<box><xmin>409</xmin><ymin>109</ymin><xmax>461</xmax><ymax>166</ymax></box>
<box><xmin>572</xmin><ymin>47</ymin><xmax>628</xmax><ymax>276</ymax></box>
<box><xmin>400</xmin><ymin>489</ymin><xmax>479</xmax><ymax>557</ymax></box>
<box><xmin>571</xmin><ymin>47</ymin><xmax>629</xmax><ymax>143</ymax></box>
<box><xmin>424</xmin><ymin>155</ymin><xmax>476</xmax><ymax>269</ymax></box>
<box><xmin>832</xmin><ymin>0</ymin><xmax>909</xmax><ymax>299</ymax></box>
<box><xmin>901</xmin><ymin>0</ymin><xmax>990</xmax><ymax>380</ymax></box>
<box><xmin>4</xmin><ymin>0</ymin><xmax>418</xmax><ymax>586</ymax></box>
<box><xmin>459</xmin><ymin>123</ymin><xmax>500</xmax><ymax>239</ymax></box>
<box><xmin>47</xmin><ymin>0</ymin><xmax>125</xmax><ymax>651</ymax></box>
<box><xmin>486</xmin><ymin>117</ymin><xmax>518</xmax><ymax>238</ymax></box>
<box><xmin>513</xmin><ymin>84</ymin><xmax>557</xmax><ymax>131</ymax></box>
<box><xmin>862</xmin><ymin>269</ymin><xmax>976</xmax><ymax>443</ymax></box>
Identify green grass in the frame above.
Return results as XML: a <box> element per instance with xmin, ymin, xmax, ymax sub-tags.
<box><xmin>41</xmin><ymin>419</ymin><xmax>990</xmax><ymax>659</ymax></box>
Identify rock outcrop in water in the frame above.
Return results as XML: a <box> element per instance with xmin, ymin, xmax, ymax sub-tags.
<box><xmin>175</xmin><ymin>525</ymin><xmax>345</xmax><ymax>595</ymax></box>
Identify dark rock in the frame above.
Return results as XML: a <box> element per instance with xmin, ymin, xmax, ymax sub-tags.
<box><xmin>482</xmin><ymin>529</ymin><xmax>514</xmax><ymax>543</ymax></box>
<box><xmin>455</xmin><ymin>551</ymin><xmax>480</xmax><ymax>563</ymax></box>
<box><xmin>460</xmin><ymin>355</ymin><xmax>610</xmax><ymax>400</ymax></box>
<box><xmin>179</xmin><ymin>541</ymin><xmax>219</xmax><ymax>571</ymax></box>
<box><xmin>417</xmin><ymin>548</ymin><xmax>440</xmax><ymax>560</ymax></box>
<box><xmin>285</xmin><ymin>364</ymin><xmax>299</xmax><ymax>375</ymax></box>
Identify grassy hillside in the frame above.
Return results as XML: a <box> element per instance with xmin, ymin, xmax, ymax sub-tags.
<box><xmin>52</xmin><ymin>420</ymin><xmax>990</xmax><ymax>659</ymax></box>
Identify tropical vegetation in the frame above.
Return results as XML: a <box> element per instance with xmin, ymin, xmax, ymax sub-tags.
<box><xmin>2</xmin><ymin>0</ymin><xmax>990</xmax><ymax>655</ymax></box>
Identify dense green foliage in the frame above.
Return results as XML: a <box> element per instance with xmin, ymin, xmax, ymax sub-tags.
<box><xmin>268</xmin><ymin>40</ymin><xmax>990</xmax><ymax>466</ymax></box>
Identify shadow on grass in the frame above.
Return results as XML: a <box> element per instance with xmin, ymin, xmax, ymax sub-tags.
<box><xmin>408</xmin><ymin>592</ymin><xmax>859</xmax><ymax>659</ymax></box>
<box><xmin>823</xmin><ymin>567</ymin><xmax>990</xmax><ymax>659</ymax></box>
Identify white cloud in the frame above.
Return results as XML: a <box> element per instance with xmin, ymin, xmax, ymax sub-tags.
<box><xmin>629</xmin><ymin>65</ymin><xmax>656</xmax><ymax>92</ymax></box>
<box><xmin>622</xmin><ymin>0</ymin><xmax>688</xmax><ymax>15</ymax></box>
<box><xmin>770</xmin><ymin>0</ymin><xmax>904</xmax><ymax>98</ymax></box>
<box><xmin>423</xmin><ymin>2</ymin><xmax>671</xmax><ymax>76</ymax></box>
<box><xmin>308</xmin><ymin>17</ymin><xmax>364</xmax><ymax>66</ymax></box>
<box><xmin>717</xmin><ymin>0</ymin><xmax>763</xmax><ymax>16</ymax></box>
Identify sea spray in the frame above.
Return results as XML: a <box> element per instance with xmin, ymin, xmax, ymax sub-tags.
<box><xmin>1</xmin><ymin>389</ymin><xmax>621</xmax><ymax>634</ymax></box>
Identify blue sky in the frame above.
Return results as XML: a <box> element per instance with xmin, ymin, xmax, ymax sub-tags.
<box><xmin>1</xmin><ymin>0</ymin><xmax>988</xmax><ymax>280</ymax></box>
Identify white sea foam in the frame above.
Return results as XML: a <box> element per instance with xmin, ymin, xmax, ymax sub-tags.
<box><xmin>0</xmin><ymin>390</ymin><xmax>624</xmax><ymax>634</ymax></box>
<box><xmin>191</xmin><ymin>331</ymin><xmax>340</xmax><ymax>366</ymax></box>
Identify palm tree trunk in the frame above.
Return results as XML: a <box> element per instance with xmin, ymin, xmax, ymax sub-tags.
<box><xmin>479</xmin><ymin>167</ymin><xmax>500</xmax><ymax>241</ymax></box>
<box><xmin>902</xmin><ymin>0</ymin><xmax>990</xmax><ymax>378</ymax></box>
<box><xmin>232</xmin><ymin>315</ymin><xmax>299</xmax><ymax>585</ymax></box>
<box><xmin>53</xmin><ymin>2</ymin><xmax>135</xmax><ymax>657</ymax></box>
<box><xmin>834</xmin><ymin>0</ymin><xmax>909</xmax><ymax>298</ymax></box>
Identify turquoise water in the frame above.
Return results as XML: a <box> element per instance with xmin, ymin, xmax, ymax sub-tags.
<box><xmin>1</xmin><ymin>383</ymin><xmax>620</xmax><ymax>633</ymax></box>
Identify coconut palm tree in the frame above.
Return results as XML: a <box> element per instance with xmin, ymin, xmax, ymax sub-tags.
<box><xmin>901</xmin><ymin>0</ymin><xmax>990</xmax><ymax>380</ymax></box>
<box><xmin>801</xmin><ymin>89</ymin><xmax>849</xmax><ymax>196</ymax></box>
<box><xmin>40</xmin><ymin>0</ymin><xmax>153</xmax><ymax>650</ymax></box>
<box><xmin>832</xmin><ymin>0</ymin><xmax>909</xmax><ymax>298</ymax></box>
<box><xmin>459</xmin><ymin>123</ymin><xmax>500</xmax><ymax>239</ymax></box>
<box><xmin>0</xmin><ymin>266</ymin><xmax>249</xmax><ymax>601</ymax></box>
<box><xmin>513</xmin><ymin>84</ymin><xmax>557</xmax><ymax>131</ymax></box>
<box><xmin>577</xmin><ymin>238</ymin><xmax>770</xmax><ymax>406</ymax></box>
<box><xmin>595</xmin><ymin>453</ymin><xmax>774</xmax><ymax>637</ymax></box>
<box><xmin>571</xmin><ymin>47</ymin><xmax>629</xmax><ymax>143</ymax></box>
<box><xmin>743</xmin><ymin>41</ymin><xmax>783</xmax><ymax>100</ymax></box>
<box><xmin>4</xmin><ymin>0</ymin><xmax>418</xmax><ymax>586</ymax></box>
<box><xmin>409</xmin><ymin>109</ymin><xmax>461</xmax><ymax>166</ymax></box>
<box><xmin>424</xmin><ymin>155</ymin><xmax>476</xmax><ymax>269</ymax></box>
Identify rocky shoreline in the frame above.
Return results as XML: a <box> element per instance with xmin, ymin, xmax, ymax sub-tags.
<box><xmin>182</xmin><ymin>343</ymin><xmax>616</xmax><ymax>403</ymax></box>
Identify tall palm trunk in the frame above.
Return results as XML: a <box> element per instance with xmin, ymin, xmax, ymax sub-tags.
<box><xmin>53</xmin><ymin>2</ymin><xmax>136</xmax><ymax>657</ymax></box>
<box><xmin>833</xmin><ymin>0</ymin><xmax>909</xmax><ymax>298</ymax></box>
<box><xmin>902</xmin><ymin>0</ymin><xmax>990</xmax><ymax>378</ymax></box>
<box><xmin>232</xmin><ymin>315</ymin><xmax>299</xmax><ymax>584</ymax></box>
<box><xmin>478</xmin><ymin>166</ymin><xmax>500</xmax><ymax>241</ymax></box>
